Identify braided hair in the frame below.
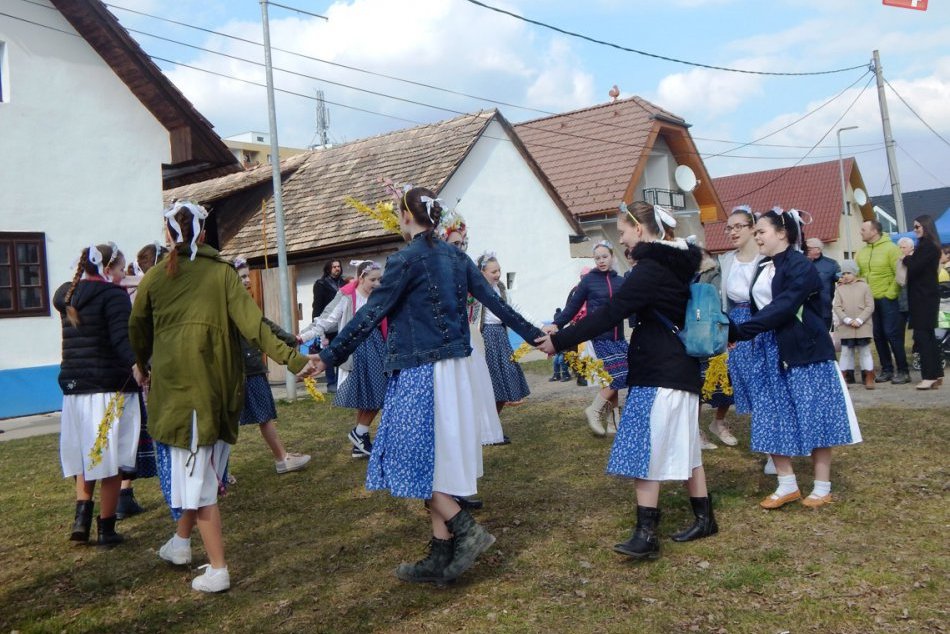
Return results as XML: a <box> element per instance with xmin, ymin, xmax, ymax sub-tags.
<box><xmin>64</xmin><ymin>243</ymin><xmax>117</xmax><ymax>327</ymax></box>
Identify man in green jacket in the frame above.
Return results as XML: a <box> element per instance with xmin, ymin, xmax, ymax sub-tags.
<box><xmin>856</xmin><ymin>220</ymin><xmax>909</xmax><ymax>384</ymax></box>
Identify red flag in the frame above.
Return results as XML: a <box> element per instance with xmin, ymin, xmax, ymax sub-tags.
<box><xmin>882</xmin><ymin>0</ymin><xmax>928</xmax><ymax>10</ymax></box>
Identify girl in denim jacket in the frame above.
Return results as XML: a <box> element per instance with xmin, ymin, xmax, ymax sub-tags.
<box><xmin>313</xmin><ymin>186</ymin><xmax>543</xmax><ymax>584</ymax></box>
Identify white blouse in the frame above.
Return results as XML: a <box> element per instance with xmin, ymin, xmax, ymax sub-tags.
<box><xmin>725</xmin><ymin>258</ymin><xmax>757</xmax><ymax>304</ymax></box>
<box><xmin>751</xmin><ymin>261</ymin><xmax>776</xmax><ymax>309</ymax></box>
<box><xmin>483</xmin><ymin>285</ymin><xmax>503</xmax><ymax>325</ymax></box>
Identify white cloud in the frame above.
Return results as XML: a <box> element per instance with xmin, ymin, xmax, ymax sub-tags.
<box><xmin>656</xmin><ymin>57</ymin><xmax>769</xmax><ymax>119</ymax></box>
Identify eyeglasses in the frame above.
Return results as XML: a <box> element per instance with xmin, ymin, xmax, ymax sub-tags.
<box><xmin>724</xmin><ymin>223</ymin><xmax>752</xmax><ymax>234</ymax></box>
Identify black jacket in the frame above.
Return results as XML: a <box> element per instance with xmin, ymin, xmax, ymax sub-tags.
<box><xmin>729</xmin><ymin>247</ymin><xmax>835</xmax><ymax>368</ymax></box>
<box><xmin>312</xmin><ymin>275</ymin><xmax>343</xmax><ymax>321</ymax></box>
<box><xmin>905</xmin><ymin>238</ymin><xmax>941</xmax><ymax>330</ymax></box>
<box><xmin>53</xmin><ymin>280</ymin><xmax>138</xmax><ymax>395</ymax></box>
<box><xmin>241</xmin><ymin>318</ymin><xmax>299</xmax><ymax>377</ymax></box>
<box><xmin>552</xmin><ymin>241</ymin><xmax>703</xmax><ymax>394</ymax></box>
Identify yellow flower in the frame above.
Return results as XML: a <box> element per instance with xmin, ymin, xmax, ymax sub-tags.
<box><xmin>510</xmin><ymin>342</ymin><xmax>533</xmax><ymax>362</ymax></box>
<box><xmin>564</xmin><ymin>351</ymin><xmax>612</xmax><ymax>388</ymax></box>
<box><xmin>701</xmin><ymin>353</ymin><xmax>733</xmax><ymax>400</ymax></box>
<box><xmin>88</xmin><ymin>392</ymin><xmax>125</xmax><ymax>468</ymax></box>
<box><xmin>344</xmin><ymin>197</ymin><xmax>401</xmax><ymax>235</ymax></box>
<box><xmin>303</xmin><ymin>377</ymin><xmax>327</xmax><ymax>403</ymax></box>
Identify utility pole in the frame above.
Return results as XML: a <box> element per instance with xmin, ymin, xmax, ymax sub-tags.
<box><xmin>259</xmin><ymin>0</ymin><xmax>296</xmax><ymax>399</ymax></box>
<box><xmin>872</xmin><ymin>50</ymin><xmax>906</xmax><ymax>233</ymax></box>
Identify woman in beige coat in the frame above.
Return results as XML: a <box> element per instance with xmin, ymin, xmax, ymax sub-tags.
<box><xmin>833</xmin><ymin>260</ymin><xmax>875</xmax><ymax>389</ymax></box>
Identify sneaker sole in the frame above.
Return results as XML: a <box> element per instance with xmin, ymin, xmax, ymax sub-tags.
<box><xmin>442</xmin><ymin>532</ymin><xmax>496</xmax><ymax>581</ymax></box>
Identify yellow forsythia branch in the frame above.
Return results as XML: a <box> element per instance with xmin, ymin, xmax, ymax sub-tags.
<box><xmin>303</xmin><ymin>377</ymin><xmax>327</xmax><ymax>403</ymax></box>
<box><xmin>510</xmin><ymin>342</ymin><xmax>533</xmax><ymax>362</ymax></box>
<box><xmin>344</xmin><ymin>197</ymin><xmax>401</xmax><ymax>235</ymax></box>
<box><xmin>701</xmin><ymin>353</ymin><xmax>733</xmax><ymax>400</ymax></box>
<box><xmin>564</xmin><ymin>351</ymin><xmax>612</xmax><ymax>388</ymax></box>
<box><xmin>89</xmin><ymin>392</ymin><xmax>125</xmax><ymax>468</ymax></box>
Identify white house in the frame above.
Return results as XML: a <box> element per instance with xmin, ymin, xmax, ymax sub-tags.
<box><xmin>166</xmin><ymin>110</ymin><xmax>585</xmax><ymax>370</ymax></box>
<box><xmin>0</xmin><ymin>0</ymin><xmax>238</xmax><ymax>418</ymax></box>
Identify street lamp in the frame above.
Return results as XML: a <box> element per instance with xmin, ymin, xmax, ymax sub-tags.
<box><xmin>837</xmin><ymin>125</ymin><xmax>859</xmax><ymax>259</ymax></box>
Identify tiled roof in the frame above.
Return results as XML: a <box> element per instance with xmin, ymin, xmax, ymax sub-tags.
<box><xmin>514</xmin><ymin>97</ymin><xmax>684</xmax><ymax>217</ymax></box>
<box><xmin>163</xmin><ymin>152</ymin><xmax>311</xmax><ymax>207</ymax></box>
<box><xmin>704</xmin><ymin>158</ymin><xmax>869</xmax><ymax>252</ymax></box>
<box><xmin>872</xmin><ymin>186</ymin><xmax>950</xmax><ymax>228</ymax></box>
<box><xmin>221</xmin><ymin>111</ymin><xmax>497</xmax><ymax>259</ymax></box>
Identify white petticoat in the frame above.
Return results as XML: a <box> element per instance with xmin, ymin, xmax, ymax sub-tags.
<box><xmin>163</xmin><ymin>415</ymin><xmax>232</xmax><ymax>511</ymax></box>
<box><xmin>60</xmin><ymin>392</ymin><xmax>141</xmax><ymax>480</ymax></box>
<box><xmin>432</xmin><ymin>356</ymin><xmax>489</xmax><ymax>496</ymax></box>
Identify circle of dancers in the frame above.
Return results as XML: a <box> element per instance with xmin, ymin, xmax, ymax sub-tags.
<box><xmin>55</xmin><ymin>187</ymin><xmax>880</xmax><ymax>593</ymax></box>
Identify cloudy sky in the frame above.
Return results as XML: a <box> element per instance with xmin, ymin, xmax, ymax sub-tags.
<box><xmin>96</xmin><ymin>0</ymin><xmax>950</xmax><ymax>195</ymax></box>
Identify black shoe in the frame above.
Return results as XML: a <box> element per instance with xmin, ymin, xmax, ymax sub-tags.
<box><xmin>560</xmin><ymin>374</ymin><xmax>572</xmax><ymax>382</ymax></box>
<box><xmin>350</xmin><ymin>446</ymin><xmax>369</xmax><ymax>459</ymax></box>
<box><xmin>549</xmin><ymin>375</ymin><xmax>559</xmax><ymax>382</ymax></box>
<box><xmin>489</xmin><ymin>435</ymin><xmax>511</xmax><ymax>446</ymax></box>
<box><xmin>842</xmin><ymin>370</ymin><xmax>856</xmax><ymax>384</ymax></box>
<box><xmin>891</xmin><ymin>371</ymin><xmax>911</xmax><ymax>385</ymax></box>
<box><xmin>453</xmin><ymin>496</ymin><xmax>484</xmax><ymax>511</ymax></box>
<box><xmin>116</xmin><ymin>488</ymin><xmax>144</xmax><ymax>520</ymax></box>
<box><xmin>443</xmin><ymin>510</ymin><xmax>496</xmax><ymax>580</ymax></box>
<box><xmin>96</xmin><ymin>516</ymin><xmax>124</xmax><ymax>547</ymax></box>
<box><xmin>670</xmin><ymin>495</ymin><xmax>719</xmax><ymax>542</ymax></box>
<box><xmin>875</xmin><ymin>371</ymin><xmax>893</xmax><ymax>383</ymax></box>
<box><xmin>395</xmin><ymin>537</ymin><xmax>454</xmax><ymax>584</ymax></box>
<box><xmin>70</xmin><ymin>500</ymin><xmax>94</xmax><ymax>543</ymax></box>
<box><xmin>613</xmin><ymin>506</ymin><xmax>661</xmax><ymax>560</ymax></box>
<box><xmin>576</xmin><ymin>377</ymin><xmax>588</xmax><ymax>386</ymax></box>
<box><xmin>348</xmin><ymin>428</ymin><xmax>372</xmax><ymax>456</ymax></box>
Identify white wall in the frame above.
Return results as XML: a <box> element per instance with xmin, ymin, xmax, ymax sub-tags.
<box><xmin>0</xmin><ymin>3</ymin><xmax>169</xmax><ymax>370</ymax></box>
<box><xmin>440</xmin><ymin>119</ymin><xmax>582</xmax><ymax>326</ymax></box>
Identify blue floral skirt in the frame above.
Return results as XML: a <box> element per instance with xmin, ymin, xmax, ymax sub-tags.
<box><xmin>591</xmin><ymin>338</ymin><xmax>629</xmax><ymax>390</ymax></box>
<box><xmin>335</xmin><ymin>328</ymin><xmax>388</xmax><ymax>410</ymax></box>
<box><xmin>482</xmin><ymin>324</ymin><xmax>530</xmax><ymax>402</ymax></box>
<box><xmin>239</xmin><ymin>374</ymin><xmax>277</xmax><ymax>425</ymax></box>
<box><xmin>727</xmin><ymin>305</ymin><xmax>757</xmax><ymax>415</ymax></box>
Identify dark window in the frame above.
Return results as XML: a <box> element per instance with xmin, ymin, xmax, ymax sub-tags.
<box><xmin>0</xmin><ymin>232</ymin><xmax>50</xmax><ymax>318</ymax></box>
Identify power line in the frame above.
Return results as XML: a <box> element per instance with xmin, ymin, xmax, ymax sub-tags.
<box><xmin>896</xmin><ymin>145</ymin><xmax>948</xmax><ymax>188</ymax></box>
<box><xmin>884</xmin><ymin>78</ymin><xmax>950</xmax><ymax>149</ymax></box>
<box><xmin>265</xmin><ymin>1</ymin><xmax>327</xmax><ymax>21</ymax></box>
<box><xmin>0</xmin><ymin>9</ymin><xmax>80</xmax><ymax>38</ymax></box>
<box><xmin>721</xmin><ymin>75</ymin><xmax>876</xmax><ymax>203</ymax></box>
<box><xmin>462</xmin><ymin>0</ymin><xmax>869</xmax><ymax>77</ymax></box>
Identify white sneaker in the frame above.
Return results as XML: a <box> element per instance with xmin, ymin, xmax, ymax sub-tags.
<box><xmin>708</xmin><ymin>419</ymin><xmax>738</xmax><ymax>446</ymax></box>
<box><xmin>191</xmin><ymin>564</ymin><xmax>230</xmax><ymax>593</ymax></box>
<box><xmin>159</xmin><ymin>536</ymin><xmax>192</xmax><ymax>565</ymax></box>
<box><xmin>763</xmin><ymin>455</ymin><xmax>777</xmax><ymax>475</ymax></box>
<box><xmin>276</xmin><ymin>452</ymin><xmax>311</xmax><ymax>474</ymax></box>
<box><xmin>699</xmin><ymin>430</ymin><xmax>717</xmax><ymax>450</ymax></box>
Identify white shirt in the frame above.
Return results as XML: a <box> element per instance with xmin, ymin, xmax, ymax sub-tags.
<box><xmin>751</xmin><ymin>261</ymin><xmax>776</xmax><ymax>309</ymax></box>
<box><xmin>725</xmin><ymin>258</ymin><xmax>757</xmax><ymax>304</ymax></box>
<box><xmin>483</xmin><ymin>285</ymin><xmax>503</xmax><ymax>325</ymax></box>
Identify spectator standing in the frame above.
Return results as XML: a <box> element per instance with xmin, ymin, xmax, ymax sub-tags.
<box><xmin>311</xmin><ymin>260</ymin><xmax>344</xmax><ymax>391</ymax></box>
<box><xmin>856</xmin><ymin>220</ymin><xmax>909</xmax><ymax>384</ymax></box>
<box><xmin>904</xmin><ymin>215</ymin><xmax>944</xmax><ymax>390</ymax></box>
<box><xmin>805</xmin><ymin>238</ymin><xmax>841</xmax><ymax>330</ymax></box>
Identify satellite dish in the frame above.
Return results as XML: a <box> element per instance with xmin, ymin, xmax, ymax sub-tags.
<box><xmin>674</xmin><ymin>165</ymin><xmax>698</xmax><ymax>193</ymax></box>
<box><xmin>853</xmin><ymin>188</ymin><xmax>868</xmax><ymax>206</ymax></box>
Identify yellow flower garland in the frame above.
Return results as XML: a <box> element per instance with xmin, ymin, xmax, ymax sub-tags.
<box><xmin>344</xmin><ymin>197</ymin><xmax>401</xmax><ymax>235</ymax></box>
<box><xmin>701</xmin><ymin>353</ymin><xmax>733</xmax><ymax>401</ymax></box>
<box><xmin>510</xmin><ymin>341</ymin><xmax>533</xmax><ymax>362</ymax></box>
<box><xmin>564</xmin><ymin>351</ymin><xmax>613</xmax><ymax>388</ymax></box>
<box><xmin>303</xmin><ymin>377</ymin><xmax>327</xmax><ymax>403</ymax></box>
<box><xmin>88</xmin><ymin>392</ymin><xmax>125</xmax><ymax>468</ymax></box>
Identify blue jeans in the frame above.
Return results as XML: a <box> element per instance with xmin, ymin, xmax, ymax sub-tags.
<box><xmin>872</xmin><ymin>297</ymin><xmax>908</xmax><ymax>374</ymax></box>
<box><xmin>552</xmin><ymin>353</ymin><xmax>566</xmax><ymax>377</ymax></box>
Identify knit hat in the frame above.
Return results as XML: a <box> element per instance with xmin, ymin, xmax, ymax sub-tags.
<box><xmin>805</xmin><ymin>238</ymin><xmax>824</xmax><ymax>249</ymax></box>
<box><xmin>840</xmin><ymin>260</ymin><xmax>858</xmax><ymax>275</ymax></box>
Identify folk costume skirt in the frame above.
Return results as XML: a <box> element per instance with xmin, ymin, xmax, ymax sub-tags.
<box><xmin>727</xmin><ymin>304</ymin><xmax>758</xmax><ymax>415</ymax></box>
<box><xmin>366</xmin><ymin>356</ymin><xmax>488</xmax><ymax>499</ymax></box>
<box><xmin>334</xmin><ymin>328</ymin><xmax>388</xmax><ymax>411</ymax></box>
<box><xmin>60</xmin><ymin>392</ymin><xmax>141</xmax><ymax>481</ymax></box>
<box><xmin>469</xmin><ymin>322</ymin><xmax>507</xmax><ymax>445</ymax></box>
<box><xmin>745</xmin><ymin>332</ymin><xmax>862</xmax><ymax>457</ymax></box>
<box><xmin>239</xmin><ymin>374</ymin><xmax>278</xmax><ymax>426</ymax></box>
<box><xmin>130</xmin><ymin>392</ymin><xmax>157</xmax><ymax>478</ymax></box>
<box><xmin>481</xmin><ymin>323</ymin><xmax>530</xmax><ymax>403</ymax></box>
<box><xmin>607</xmin><ymin>386</ymin><xmax>701</xmax><ymax>481</ymax></box>
<box><xmin>156</xmin><ymin>414</ymin><xmax>231</xmax><ymax>521</ymax></box>
<box><xmin>590</xmin><ymin>338</ymin><xmax>629</xmax><ymax>390</ymax></box>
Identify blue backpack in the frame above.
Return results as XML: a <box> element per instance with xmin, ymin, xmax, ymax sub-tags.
<box><xmin>653</xmin><ymin>282</ymin><xmax>730</xmax><ymax>358</ymax></box>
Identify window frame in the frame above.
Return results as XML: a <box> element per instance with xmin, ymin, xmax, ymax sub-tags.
<box><xmin>0</xmin><ymin>232</ymin><xmax>51</xmax><ymax>318</ymax></box>
<box><xmin>0</xmin><ymin>40</ymin><xmax>7</xmax><ymax>103</ymax></box>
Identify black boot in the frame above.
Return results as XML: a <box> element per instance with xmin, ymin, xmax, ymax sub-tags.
<box><xmin>96</xmin><ymin>516</ymin><xmax>124</xmax><ymax>547</ymax></box>
<box><xmin>670</xmin><ymin>496</ymin><xmax>719</xmax><ymax>542</ymax></box>
<box><xmin>443</xmin><ymin>509</ymin><xmax>496</xmax><ymax>580</ymax></box>
<box><xmin>842</xmin><ymin>370</ymin><xmax>855</xmax><ymax>384</ymax></box>
<box><xmin>70</xmin><ymin>500</ymin><xmax>94</xmax><ymax>542</ymax></box>
<box><xmin>453</xmin><ymin>496</ymin><xmax>484</xmax><ymax>511</ymax></box>
<box><xmin>116</xmin><ymin>488</ymin><xmax>144</xmax><ymax>520</ymax></box>
<box><xmin>613</xmin><ymin>506</ymin><xmax>661</xmax><ymax>560</ymax></box>
<box><xmin>395</xmin><ymin>537</ymin><xmax>454</xmax><ymax>584</ymax></box>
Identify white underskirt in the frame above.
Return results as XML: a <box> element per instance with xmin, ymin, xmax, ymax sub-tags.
<box><xmin>432</xmin><ymin>356</ymin><xmax>489</xmax><ymax>496</ymax></box>
<box><xmin>60</xmin><ymin>392</ymin><xmax>140</xmax><ymax>480</ymax></box>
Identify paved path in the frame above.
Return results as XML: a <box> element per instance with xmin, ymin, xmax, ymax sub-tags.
<box><xmin>2</xmin><ymin>361</ymin><xmax>945</xmax><ymax>442</ymax></box>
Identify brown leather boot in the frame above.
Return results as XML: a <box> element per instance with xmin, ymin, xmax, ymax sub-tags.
<box><xmin>863</xmin><ymin>370</ymin><xmax>875</xmax><ymax>390</ymax></box>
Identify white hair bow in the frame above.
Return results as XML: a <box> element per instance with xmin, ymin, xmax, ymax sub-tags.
<box><xmin>731</xmin><ymin>204</ymin><xmax>752</xmax><ymax>215</ymax></box>
<box><xmin>419</xmin><ymin>195</ymin><xmax>444</xmax><ymax>225</ymax></box>
<box><xmin>87</xmin><ymin>244</ymin><xmax>104</xmax><ymax>278</ymax></box>
<box><xmin>653</xmin><ymin>204</ymin><xmax>677</xmax><ymax>232</ymax></box>
<box><xmin>593</xmin><ymin>239</ymin><xmax>613</xmax><ymax>253</ymax></box>
<box><xmin>164</xmin><ymin>200</ymin><xmax>209</xmax><ymax>261</ymax></box>
<box><xmin>477</xmin><ymin>250</ymin><xmax>497</xmax><ymax>270</ymax></box>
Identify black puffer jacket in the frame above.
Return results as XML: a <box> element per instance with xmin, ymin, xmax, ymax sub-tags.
<box><xmin>242</xmin><ymin>317</ymin><xmax>299</xmax><ymax>377</ymax></box>
<box><xmin>53</xmin><ymin>280</ymin><xmax>138</xmax><ymax>395</ymax></box>
<box><xmin>552</xmin><ymin>241</ymin><xmax>703</xmax><ymax>394</ymax></box>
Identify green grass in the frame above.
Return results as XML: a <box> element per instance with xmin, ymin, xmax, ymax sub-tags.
<box><xmin>0</xmin><ymin>398</ymin><xmax>947</xmax><ymax>633</ymax></box>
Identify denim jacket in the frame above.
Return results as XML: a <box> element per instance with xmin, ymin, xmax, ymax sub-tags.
<box><xmin>320</xmin><ymin>233</ymin><xmax>543</xmax><ymax>372</ymax></box>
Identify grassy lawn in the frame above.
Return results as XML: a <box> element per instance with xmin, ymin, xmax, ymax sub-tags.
<box><xmin>0</xmin><ymin>376</ymin><xmax>946</xmax><ymax>633</ymax></box>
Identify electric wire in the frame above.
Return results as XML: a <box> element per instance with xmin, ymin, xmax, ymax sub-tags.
<box><xmin>264</xmin><ymin>1</ymin><xmax>327</xmax><ymax>21</ymax></box>
<box><xmin>884</xmin><ymin>78</ymin><xmax>950</xmax><ymax>149</ymax></box>
<box><xmin>896</xmin><ymin>145</ymin><xmax>948</xmax><ymax>188</ymax></box>
<box><xmin>462</xmin><ymin>0</ymin><xmax>869</xmax><ymax>77</ymax></box>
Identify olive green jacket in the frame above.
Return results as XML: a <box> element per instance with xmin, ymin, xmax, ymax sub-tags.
<box><xmin>129</xmin><ymin>244</ymin><xmax>307</xmax><ymax>449</ymax></box>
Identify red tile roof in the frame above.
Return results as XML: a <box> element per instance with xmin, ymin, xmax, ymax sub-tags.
<box><xmin>704</xmin><ymin>158</ymin><xmax>868</xmax><ymax>252</ymax></box>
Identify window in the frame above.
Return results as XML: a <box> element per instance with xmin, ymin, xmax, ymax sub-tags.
<box><xmin>256</xmin><ymin>135</ymin><xmax>264</xmax><ymax>142</ymax></box>
<box><xmin>0</xmin><ymin>232</ymin><xmax>50</xmax><ymax>318</ymax></box>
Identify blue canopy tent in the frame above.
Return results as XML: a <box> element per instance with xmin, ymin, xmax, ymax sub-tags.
<box><xmin>936</xmin><ymin>209</ymin><xmax>950</xmax><ymax>244</ymax></box>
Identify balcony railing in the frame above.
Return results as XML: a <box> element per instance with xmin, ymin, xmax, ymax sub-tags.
<box><xmin>643</xmin><ymin>188</ymin><xmax>686</xmax><ymax>210</ymax></box>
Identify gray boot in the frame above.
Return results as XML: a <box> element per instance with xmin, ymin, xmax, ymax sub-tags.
<box><xmin>443</xmin><ymin>510</ymin><xmax>496</xmax><ymax>580</ymax></box>
<box><xmin>396</xmin><ymin>537</ymin><xmax>454</xmax><ymax>584</ymax></box>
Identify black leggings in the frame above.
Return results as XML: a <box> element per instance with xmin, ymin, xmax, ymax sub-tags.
<box><xmin>914</xmin><ymin>328</ymin><xmax>945</xmax><ymax>380</ymax></box>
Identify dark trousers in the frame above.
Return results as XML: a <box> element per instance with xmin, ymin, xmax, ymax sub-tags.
<box><xmin>308</xmin><ymin>335</ymin><xmax>338</xmax><ymax>386</ymax></box>
<box><xmin>872</xmin><ymin>297</ymin><xmax>908</xmax><ymax>374</ymax></box>
<box><xmin>914</xmin><ymin>328</ymin><xmax>945</xmax><ymax>380</ymax></box>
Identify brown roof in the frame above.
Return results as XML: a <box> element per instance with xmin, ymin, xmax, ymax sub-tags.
<box><xmin>50</xmin><ymin>0</ymin><xmax>240</xmax><ymax>187</ymax></box>
<box><xmin>163</xmin><ymin>152</ymin><xmax>311</xmax><ymax>207</ymax></box>
<box><xmin>704</xmin><ymin>158</ymin><xmax>874</xmax><ymax>252</ymax></box>
<box><xmin>513</xmin><ymin>97</ymin><xmax>724</xmax><ymax>222</ymax></box>
<box><xmin>219</xmin><ymin>110</ymin><xmax>577</xmax><ymax>261</ymax></box>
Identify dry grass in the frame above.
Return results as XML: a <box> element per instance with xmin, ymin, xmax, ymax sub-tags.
<box><xmin>0</xmin><ymin>376</ymin><xmax>947</xmax><ymax>633</ymax></box>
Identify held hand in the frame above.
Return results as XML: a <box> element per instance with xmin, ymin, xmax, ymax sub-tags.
<box><xmin>321</xmin><ymin>337</ymin><xmax>330</xmax><ymax>348</ymax></box>
<box><xmin>535</xmin><ymin>334</ymin><xmax>556</xmax><ymax>355</ymax></box>
<box><xmin>296</xmin><ymin>355</ymin><xmax>326</xmax><ymax>378</ymax></box>
<box><xmin>132</xmin><ymin>364</ymin><xmax>149</xmax><ymax>388</ymax></box>
<box><xmin>541</xmin><ymin>324</ymin><xmax>559</xmax><ymax>335</ymax></box>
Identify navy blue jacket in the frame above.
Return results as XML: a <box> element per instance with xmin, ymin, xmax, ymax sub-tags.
<box><xmin>729</xmin><ymin>247</ymin><xmax>835</xmax><ymax>369</ymax></box>
<box><xmin>321</xmin><ymin>233</ymin><xmax>543</xmax><ymax>372</ymax></box>
<box><xmin>551</xmin><ymin>242</ymin><xmax>703</xmax><ymax>394</ymax></box>
<box><xmin>553</xmin><ymin>268</ymin><xmax>624</xmax><ymax>341</ymax></box>
<box><xmin>811</xmin><ymin>254</ymin><xmax>840</xmax><ymax>322</ymax></box>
